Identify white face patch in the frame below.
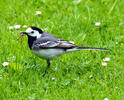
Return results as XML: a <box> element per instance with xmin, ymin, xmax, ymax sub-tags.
<box><xmin>25</xmin><ymin>27</ymin><xmax>42</xmax><ymax>38</ymax></box>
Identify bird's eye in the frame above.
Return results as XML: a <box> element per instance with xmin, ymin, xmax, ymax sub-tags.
<box><xmin>31</xmin><ymin>31</ymin><xmax>34</xmax><ymax>33</ymax></box>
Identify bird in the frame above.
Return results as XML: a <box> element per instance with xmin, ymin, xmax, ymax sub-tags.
<box><xmin>17</xmin><ymin>26</ymin><xmax>108</xmax><ymax>77</ymax></box>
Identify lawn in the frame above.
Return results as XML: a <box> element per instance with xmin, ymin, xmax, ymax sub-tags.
<box><xmin>0</xmin><ymin>0</ymin><xmax>123</xmax><ymax>99</ymax></box>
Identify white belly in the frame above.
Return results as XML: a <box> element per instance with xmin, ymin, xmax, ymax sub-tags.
<box><xmin>32</xmin><ymin>49</ymin><xmax>65</xmax><ymax>59</ymax></box>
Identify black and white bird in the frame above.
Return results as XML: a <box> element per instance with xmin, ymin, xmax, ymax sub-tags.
<box><xmin>17</xmin><ymin>26</ymin><xmax>108</xmax><ymax>77</ymax></box>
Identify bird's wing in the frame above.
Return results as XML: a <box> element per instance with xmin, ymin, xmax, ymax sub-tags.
<box><xmin>56</xmin><ymin>39</ymin><xmax>76</xmax><ymax>48</ymax></box>
<box><xmin>32</xmin><ymin>37</ymin><xmax>76</xmax><ymax>49</ymax></box>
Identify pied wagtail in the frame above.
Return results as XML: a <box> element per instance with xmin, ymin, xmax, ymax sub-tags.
<box><xmin>17</xmin><ymin>27</ymin><xmax>108</xmax><ymax>77</ymax></box>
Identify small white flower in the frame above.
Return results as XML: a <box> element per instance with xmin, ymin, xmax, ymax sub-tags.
<box><xmin>2</xmin><ymin>62</ymin><xmax>9</xmax><ymax>67</ymax></box>
<box><xmin>36</xmin><ymin>11</ymin><xmax>42</xmax><ymax>15</ymax></box>
<box><xmin>104</xmin><ymin>98</ymin><xmax>109</xmax><ymax>100</ymax></box>
<box><xmin>102</xmin><ymin>62</ymin><xmax>107</xmax><ymax>66</ymax></box>
<box><xmin>14</xmin><ymin>25</ymin><xmax>21</xmax><ymax>29</ymax></box>
<box><xmin>89</xmin><ymin>75</ymin><xmax>93</xmax><ymax>78</ymax></box>
<box><xmin>44</xmin><ymin>28</ymin><xmax>48</xmax><ymax>31</ymax></box>
<box><xmin>9</xmin><ymin>26</ymin><xmax>14</xmax><ymax>30</ymax></box>
<box><xmin>69</xmin><ymin>41</ymin><xmax>74</xmax><ymax>44</ymax></box>
<box><xmin>74</xmin><ymin>78</ymin><xmax>77</xmax><ymax>81</ymax></box>
<box><xmin>52</xmin><ymin>77</ymin><xmax>55</xmax><ymax>80</ymax></box>
<box><xmin>73</xmin><ymin>0</ymin><xmax>82</xmax><ymax>4</ymax></box>
<box><xmin>103</xmin><ymin>57</ymin><xmax>110</xmax><ymax>62</ymax></box>
<box><xmin>116</xmin><ymin>42</ymin><xmax>118</xmax><ymax>44</ymax></box>
<box><xmin>77</xmin><ymin>0</ymin><xmax>82</xmax><ymax>4</ymax></box>
<box><xmin>23</xmin><ymin>25</ymin><xmax>27</xmax><ymax>28</ymax></box>
<box><xmin>95</xmin><ymin>22</ymin><xmax>101</xmax><ymax>26</ymax></box>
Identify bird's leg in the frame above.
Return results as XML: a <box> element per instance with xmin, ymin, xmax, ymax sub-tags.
<box><xmin>42</xmin><ymin>59</ymin><xmax>50</xmax><ymax>77</ymax></box>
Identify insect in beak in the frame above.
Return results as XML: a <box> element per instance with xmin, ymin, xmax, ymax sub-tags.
<box><xmin>17</xmin><ymin>32</ymin><xmax>26</xmax><ymax>40</ymax></box>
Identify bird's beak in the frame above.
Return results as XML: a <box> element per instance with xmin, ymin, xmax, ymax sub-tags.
<box><xmin>17</xmin><ymin>32</ymin><xmax>27</xmax><ymax>40</ymax></box>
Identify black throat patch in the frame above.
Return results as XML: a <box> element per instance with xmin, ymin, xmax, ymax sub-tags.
<box><xmin>28</xmin><ymin>35</ymin><xmax>37</xmax><ymax>49</ymax></box>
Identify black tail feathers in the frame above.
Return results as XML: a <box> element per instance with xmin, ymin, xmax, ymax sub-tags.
<box><xmin>76</xmin><ymin>47</ymin><xmax>109</xmax><ymax>51</ymax></box>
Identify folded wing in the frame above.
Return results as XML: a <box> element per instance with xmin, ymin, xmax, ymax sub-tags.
<box><xmin>32</xmin><ymin>37</ymin><xmax>76</xmax><ymax>49</ymax></box>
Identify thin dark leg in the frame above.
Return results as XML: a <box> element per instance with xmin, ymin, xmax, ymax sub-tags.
<box><xmin>42</xmin><ymin>59</ymin><xmax>50</xmax><ymax>77</ymax></box>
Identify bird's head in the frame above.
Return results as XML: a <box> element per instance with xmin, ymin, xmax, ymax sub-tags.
<box><xmin>17</xmin><ymin>27</ymin><xmax>43</xmax><ymax>40</ymax></box>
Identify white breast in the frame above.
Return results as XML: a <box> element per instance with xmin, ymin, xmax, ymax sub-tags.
<box><xmin>32</xmin><ymin>49</ymin><xmax>65</xmax><ymax>59</ymax></box>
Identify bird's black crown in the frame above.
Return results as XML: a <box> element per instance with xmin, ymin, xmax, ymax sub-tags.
<box><xmin>30</xmin><ymin>26</ymin><xmax>43</xmax><ymax>33</ymax></box>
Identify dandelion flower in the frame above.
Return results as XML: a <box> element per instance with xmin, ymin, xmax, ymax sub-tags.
<box><xmin>95</xmin><ymin>22</ymin><xmax>101</xmax><ymax>26</ymax></box>
<box><xmin>2</xmin><ymin>62</ymin><xmax>9</xmax><ymax>67</ymax></box>
<box><xmin>14</xmin><ymin>25</ymin><xmax>21</xmax><ymax>29</ymax></box>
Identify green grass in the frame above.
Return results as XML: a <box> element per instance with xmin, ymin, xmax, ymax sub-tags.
<box><xmin>0</xmin><ymin>0</ymin><xmax>124</xmax><ymax>99</ymax></box>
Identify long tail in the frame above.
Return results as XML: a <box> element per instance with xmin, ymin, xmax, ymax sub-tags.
<box><xmin>77</xmin><ymin>47</ymin><xmax>108</xmax><ymax>50</ymax></box>
<box><xmin>67</xmin><ymin>46</ymin><xmax>109</xmax><ymax>52</ymax></box>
